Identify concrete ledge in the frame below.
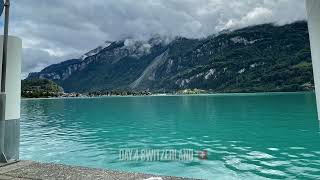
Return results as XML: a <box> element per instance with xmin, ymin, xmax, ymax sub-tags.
<box><xmin>0</xmin><ymin>161</ymin><xmax>199</xmax><ymax>180</ymax></box>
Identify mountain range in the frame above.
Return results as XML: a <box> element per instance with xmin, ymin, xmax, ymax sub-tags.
<box><xmin>27</xmin><ymin>21</ymin><xmax>314</xmax><ymax>93</ymax></box>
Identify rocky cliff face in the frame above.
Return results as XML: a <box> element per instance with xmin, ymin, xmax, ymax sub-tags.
<box><xmin>28</xmin><ymin>21</ymin><xmax>314</xmax><ymax>93</ymax></box>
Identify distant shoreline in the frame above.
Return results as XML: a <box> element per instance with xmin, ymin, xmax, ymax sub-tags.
<box><xmin>21</xmin><ymin>91</ymin><xmax>314</xmax><ymax>100</ymax></box>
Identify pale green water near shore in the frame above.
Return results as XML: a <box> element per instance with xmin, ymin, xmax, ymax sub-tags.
<box><xmin>20</xmin><ymin>92</ymin><xmax>320</xmax><ymax>179</ymax></box>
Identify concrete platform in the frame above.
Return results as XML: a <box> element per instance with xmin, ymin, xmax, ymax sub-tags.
<box><xmin>0</xmin><ymin>161</ymin><xmax>199</xmax><ymax>180</ymax></box>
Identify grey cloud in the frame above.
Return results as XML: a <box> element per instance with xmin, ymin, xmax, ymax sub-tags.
<box><xmin>6</xmin><ymin>0</ymin><xmax>306</xmax><ymax>77</ymax></box>
<box><xmin>21</xmin><ymin>48</ymin><xmax>75</xmax><ymax>78</ymax></box>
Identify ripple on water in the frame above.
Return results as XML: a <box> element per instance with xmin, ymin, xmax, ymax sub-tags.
<box><xmin>267</xmin><ymin>148</ymin><xmax>279</xmax><ymax>151</ymax></box>
<box><xmin>260</xmin><ymin>161</ymin><xmax>291</xmax><ymax>167</ymax></box>
<box><xmin>247</xmin><ymin>151</ymin><xmax>275</xmax><ymax>160</ymax></box>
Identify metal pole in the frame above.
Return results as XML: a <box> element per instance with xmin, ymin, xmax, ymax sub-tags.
<box><xmin>0</xmin><ymin>0</ymin><xmax>10</xmax><ymax>163</ymax></box>
<box><xmin>0</xmin><ymin>94</ymin><xmax>6</xmax><ymax>163</ymax></box>
<box><xmin>1</xmin><ymin>0</ymin><xmax>10</xmax><ymax>92</ymax></box>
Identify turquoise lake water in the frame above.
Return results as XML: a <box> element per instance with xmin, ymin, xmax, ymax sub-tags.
<box><xmin>21</xmin><ymin>93</ymin><xmax>320</xmax><ymax>179</ymax></box>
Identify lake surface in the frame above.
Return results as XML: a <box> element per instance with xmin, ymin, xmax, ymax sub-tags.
<box><xmin>21</xmin><ymin>93</ymin><xmax>320</xmax><ymax>179</ymax></box>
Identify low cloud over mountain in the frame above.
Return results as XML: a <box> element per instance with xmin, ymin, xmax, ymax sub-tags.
<box><xmin>4</xmin><ymin>0</ymin><xmax>306</xmax><ymax>77</ymax></box>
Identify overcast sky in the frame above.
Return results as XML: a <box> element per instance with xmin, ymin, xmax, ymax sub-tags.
<box><xmin>1</xmin><ymin>0</ymin><xmax>307</xmax><ymax>77</ymax></box>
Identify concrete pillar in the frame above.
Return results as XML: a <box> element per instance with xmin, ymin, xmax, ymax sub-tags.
<box><xmin>0</xmin><ymin>36</ymin><xmax>22</xmax><ymax>162</ymax></box>
<box><xmin>306</xmin><ymin>0</ymin><xmax>320</xmax><ymax>120</ymax></box>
